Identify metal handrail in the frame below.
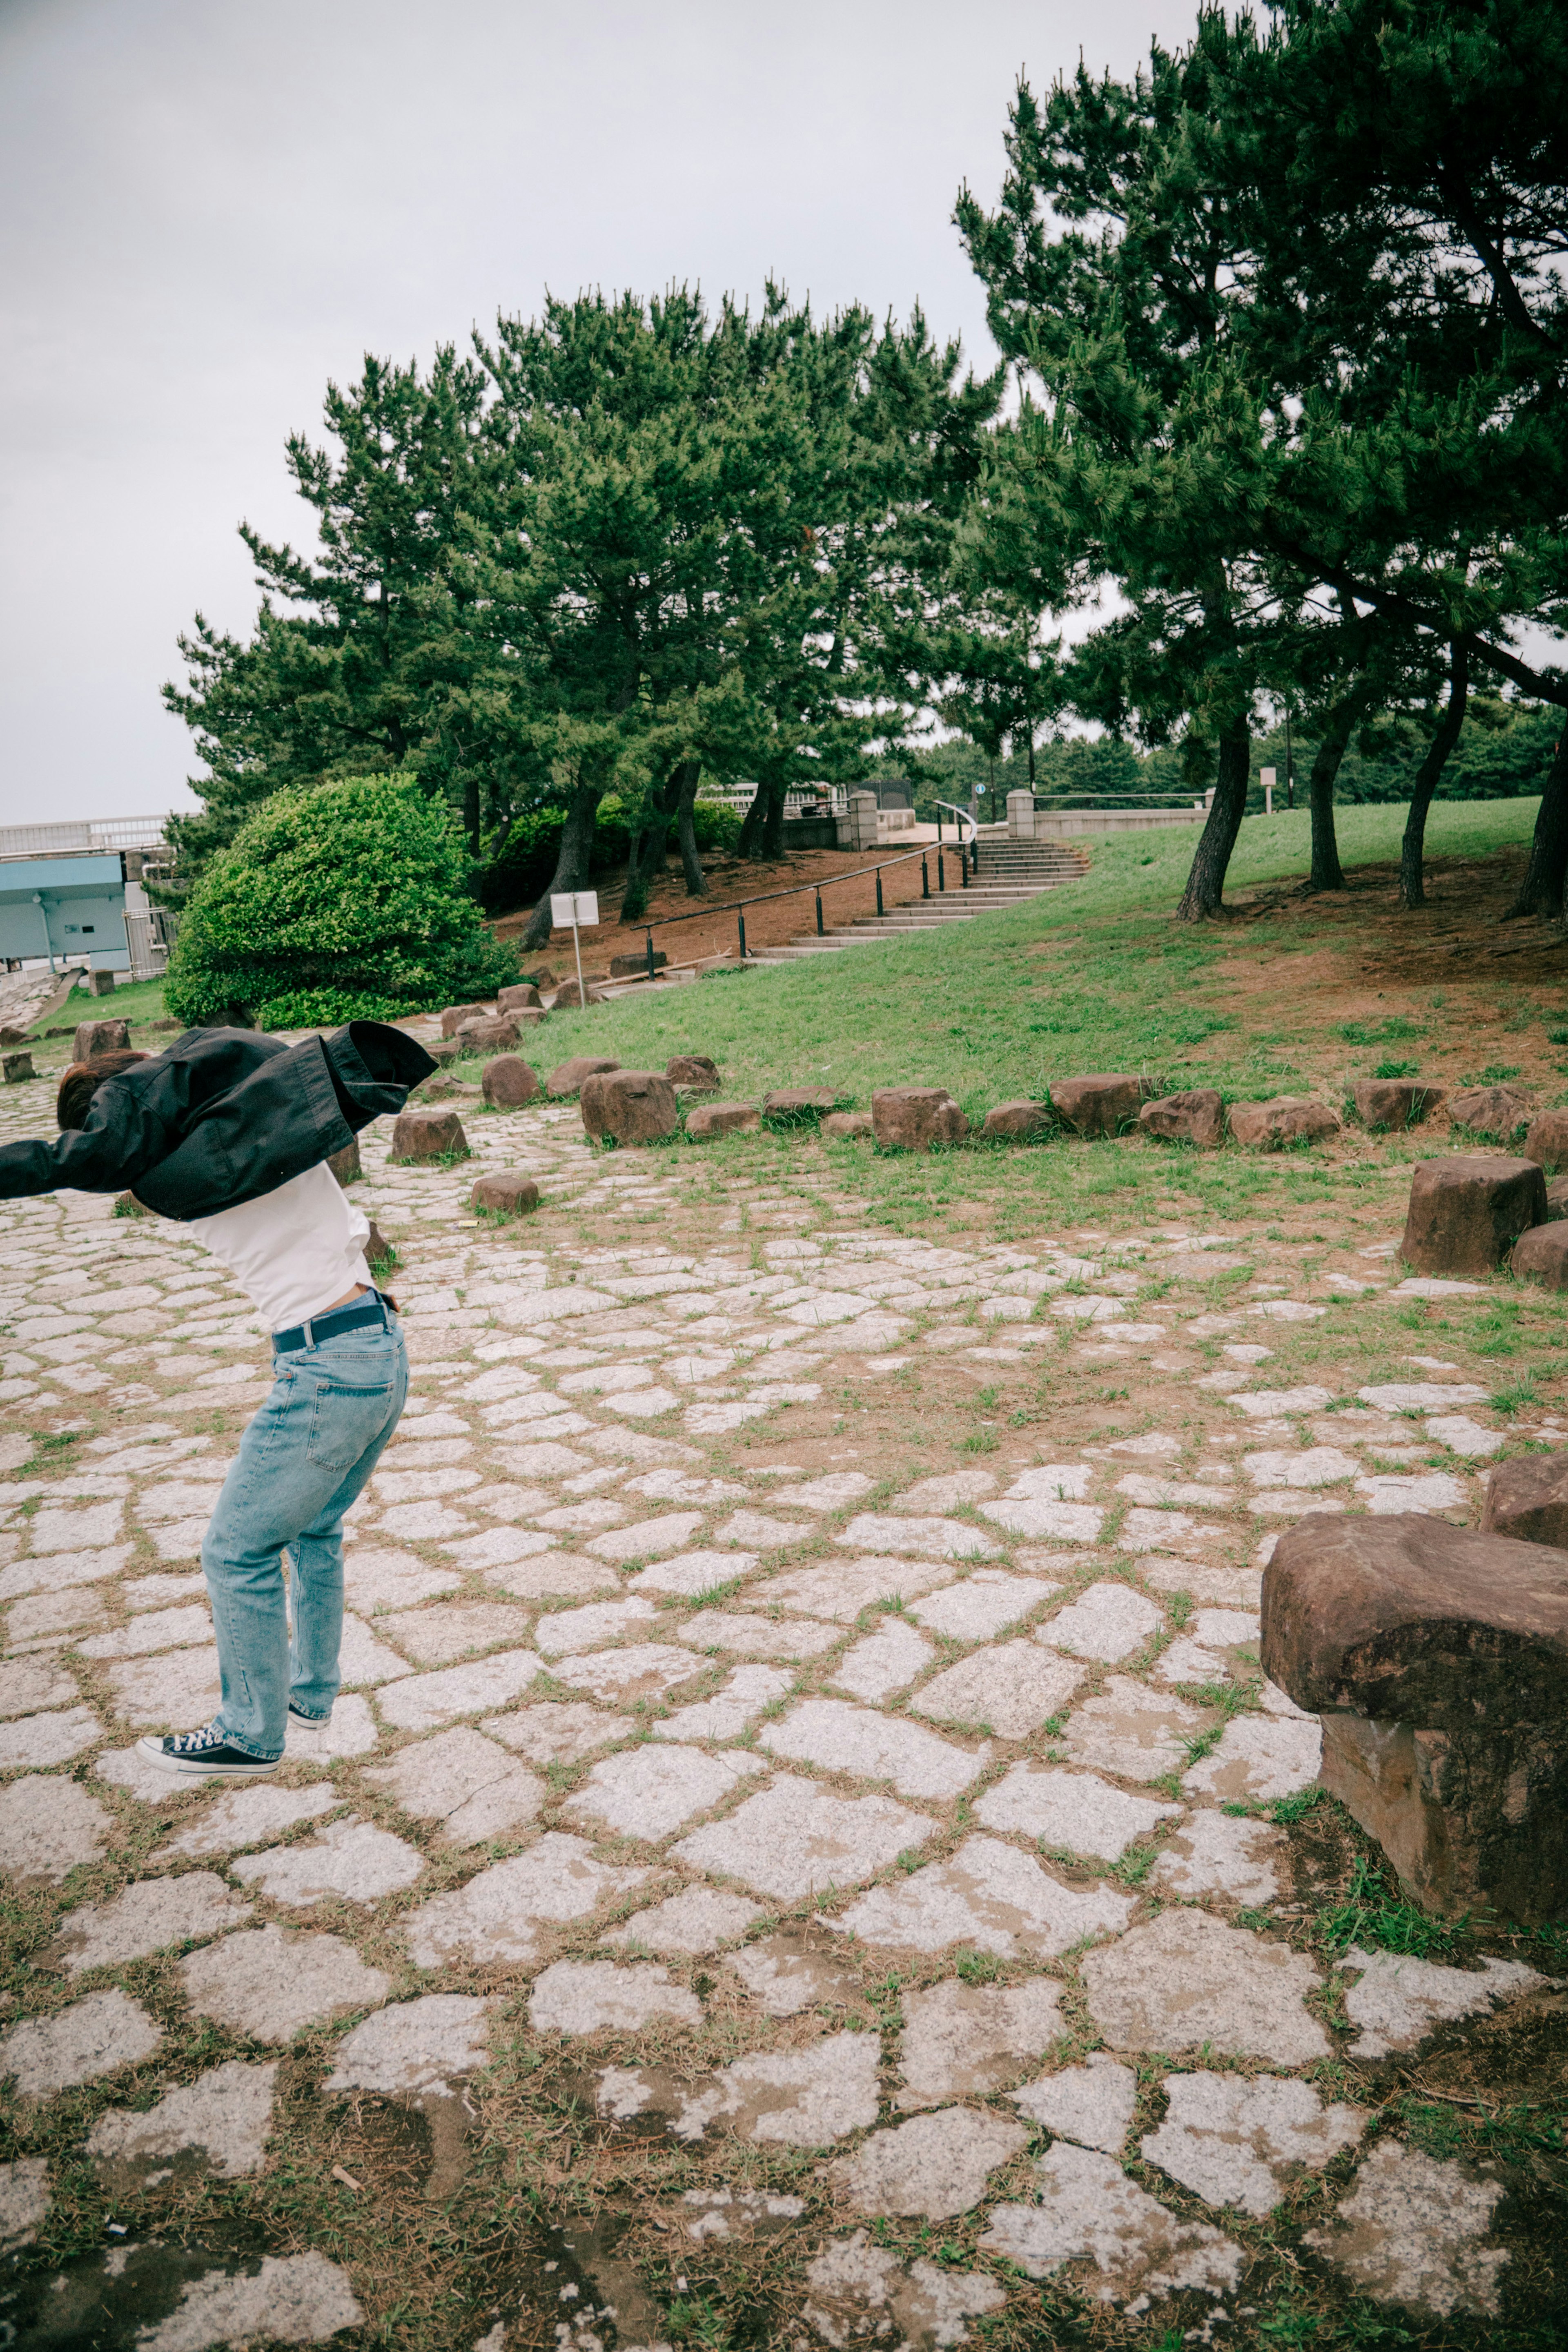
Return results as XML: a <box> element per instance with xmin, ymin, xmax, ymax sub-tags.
<box><xmin>933</xmin><ymin>800</ymin><xmax>980</xmax><ymax>852</ymax></box>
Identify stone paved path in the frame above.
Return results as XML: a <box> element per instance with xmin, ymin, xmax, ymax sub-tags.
<box><xmin>0</xmin><ymin>1067</ymin><xmax>1557</xmax><ymax>2348</ymax></box>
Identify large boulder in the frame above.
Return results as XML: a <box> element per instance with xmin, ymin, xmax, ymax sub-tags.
<box><xmin>1138</xmin><ymin>1089</ymin><xmax>1225</xmax><ymax>1149</ymax></box>
<box><xmin>497</xmin><ymin>984</ymin><xmax>542</xmax><ymax>1013</ymax></box>
<box><xmin>666</xmin><ymin>1055</ymin><xmax>720</xmax><ymax>1089</ymax></box>
<box><xmin>686</xmin><ymin>1102</ymin><xmax>761</xmax><ymax>1140</ymax></box>
<box><xmin>870</xmin><ymin>1087</ymin><xmax>969</xmax><ymax>1151</ymax></box>
<box><xmin>481</xmin><ymin>1057</ymin><xmax>543</xmax><ymax>1109</ymax></box>
<box><xmin>546</xmin><ymin>1057</ymin><xmax>620</xmax><ymax>1099</ymax></box>
<box><xmin>1523</xmin><ymin>1110</ymin><xmax>1568</xmax><ymax>1169</ymax></box>
<box><xmin>439</xmin><ymin>1003</ymin><xmax>490</xmax><ymax>1039</ymax></box>
<box><xmin>1049</xmin><ymin>1074</ymin><xmax>1152</xmax><ymax>1137</ymax></box>
<box><xmin>1228</xmin><ymin>1097</ymin><xmax>1342</xmax><ymax>1150</ymax></box>
<box><xmin>470</xmin><ymin>1175</ymin><xmax>540</xmax><ymax>1217</ymax></box>
<box><xmin>550</xmin><ymin>979</ymin><xmax>608</xmax><ymax>1009</ymax></box>
<box><xmin>982</xmin><ymin>1101</ymin><xmax>1054</xmax><ymax>1141</ymax></box>
<box><xmin>390</xmin><ymin>1108</ymin><xmax>468</xmax><ymax>1163</ymax></box>
<box><xmin>1447</xmin><ymin>1083</ymin><xmax>1532</xmax><ymax>1138</ymax></box>
<box><xmin>454</xmin><ymin>1016</ymin><xmax>520</xmax><ymax>1053</ymax></box>
<box><xmin>1549</xmin><ymin>1174</ymin><xmax>1568</xmax><ymax>1219</ymax></box>
<box><xmin>1483</xmin><ymin>1454</ymin><xmax>1568</xmax><ymax>1549</ymax></box>
<box><xmin>2</xmin><ymin>1053</ymin><xmax>35</xmax><ymax>1085</ymax></box>
<box><xmin>1263</xmin><ymin>1511</ymin><xmax>1568</xmax><ymax>1922</ymax></box>
<box><xmin>72</xmin><ymin>1018</ymin><xmax>131</xmax><ymax>1062</ymax></box>
<box><xmin>1512</xmin><ymin>1220</ymin><xmax>1568</xmax><ymax>1291</ymax></box>
<box><xmin>581</xmin><ymin>1069</ymin><xmax>679</xmax><ymax>1144</ymax></box>
<box><xmin>1399</xmin><ymin>1153</ymin><xmax>1546</xmax><ymax>1277</ymax></box>
<box><xmin>1353</xmin><ymin>1079</ymin><xmax>1447</xmax><ymax>1132</ymax></box>
<box><xmin>327</xmin><ymin>1138</ymin><xmax>361</xmax><ymax>1185</ymax></box>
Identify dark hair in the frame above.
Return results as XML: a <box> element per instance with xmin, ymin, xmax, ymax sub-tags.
<box><xmin>56</xmin><ymin>1049</ymin><xmax>151</xmax><ymax>1132</ymax></box>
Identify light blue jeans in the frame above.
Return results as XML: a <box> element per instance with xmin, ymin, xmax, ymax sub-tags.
<box><xmin>201</xmin><ymin>1306</ymin><xmax>407</xmax><ymax>1758</ymax></box>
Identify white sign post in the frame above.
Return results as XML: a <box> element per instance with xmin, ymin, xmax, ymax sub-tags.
<box><xmin>550</xmin><ymin>890</ymin><xmax>599</xmax><ymax>1002</ymax></box>
<box><xmin>1260</xmin><ymin>764</ymin><xmax>1276</xmax><ymax>818</ymax></box>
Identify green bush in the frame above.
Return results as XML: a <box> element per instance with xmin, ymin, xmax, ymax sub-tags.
<box><xmin>164</xmin><ymin>774</ymin><xmax>517</xmax><ymax>1030</ymax></box>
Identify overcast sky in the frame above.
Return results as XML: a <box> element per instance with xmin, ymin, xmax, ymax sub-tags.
<box><xmin>0</xmin><ymin>0</ymin><xmax>1197</xmax><ymax>825</ymax></box>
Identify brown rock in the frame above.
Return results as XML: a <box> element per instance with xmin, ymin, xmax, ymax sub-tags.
<box><xmin>417</xmin><ymin>1075</ymin><xmax>474</xmax><ymax>1102</ymax></box>
<box><xmin>1483</xmin><ymin>1453</ymin><xmax>1568</xmax><ymax>1550</ymax></box>
<box><xmin>1263</xmin><ymin>1511</ymin><xmax>1568</xmax><ymax>1923</ymax></box>
<box><xmin>982</xmin><ymin>1101</ymin><xmax>1054</xmax><ymax>1141</ymax></box>
<box><xmin>2</xmin><ymin>1053</ymin><xmax>35</xmax><ymax>1084</ymax></box>
<box><xmin>0</xmin><ymin>1026</ymin><xmax>29</xmax><ymax>1046</ymax></box>
<box><xmin>686</xmin><ymin>1102</ymin><xmax>761</xmax><ymax>1140</ymax></box>
<box><xmin>112</xmin><ymin>1191</ymin><xmax>149</xmax><ymax>1219</ymax></box>
<box><xmin>1523</xmin><ymin>1110</ymin><xmax>1568</xmax><ymax>1169</ymax></box>
<box><xmin>424</xmin><ymin>1041</ymin><xmax>461</xmax><ymax>1067</ymax></box>
<box><xmin>454</xmin><ymin>1017</ymin><xmax>520</xmax><ymax>1053</ymax></box>
<box><xmin>327</xmin><ymin>1139</ymin><xmax>361</xmax><ymax>1186</ymax></box>
<box><xmin>1137</xmin><ymin>1089</ymin><xmax>1225</xmax><ymax>1148</ymax></box>
<box><xmin>821</xmin><ymin>1111</ymin><xmax>874</xmax><ymax>1139</ymax></box>
<box><xmin>762</xmin><ymin>1087</ymin><xmax>838</xmax><ymax>1118</ymax></box>
<box><xmin>666</xmin><ymin>1056</ymin><xmax>720</xmax><ymax>1089</ymax></box>
<box><xmin>610</xmin><ymin>950</ymin><xmax>668</xmax><ymax>978</ymax></box>
<box><xmin>1399</xmin><ymin>1153</ymin><xmax>1546</xmax><ymax>1277</ymax></box>
<box><xmin>481</xmin><ymin>1056</ymin><xmax>542</xmax><ymax>1109</ymax></box>
<box><xmin>546</xmin><ymin>1057</ymin><xmax>620</xmax><ymax>1099</ymax></box>
<box><xmin>1549</xmin><ymin>1174</ymin><xmax>1568</xmax><ymax>1220</ymax></box>
<box><xmin>1048</xmin><ymin>1073</ymin><xmax>1153</xmax><ymax>1137</ymax></box>
<box><xmin>85</xmin><ymin>968</ymin><xmax>117</xmax><ymax>998</ymax></box>
<box><xmin>390</xmin><ymin>1108</ymin><xmax>469</xmax><ymax>1163</ymax></box>
<box><xmin>1512</xmin><ymin>1220</ymin><xmax>1568</xmax><ymax>1291</ymax></box>
<box><xmin>1353</xmin><ymin>1079</ymin><xmax>1448</xmax><ymax>1131</ymax></box>
<box><xmin>439</xmin><ymin>1003</ymin><xmax>490</xmax><ymax>1039</ymax></box>
<box><xmin>527</xmin><ymin>966</ymin><xmax>559</xmax><ymax>991</ymax></box>
<box><xmin>580</xmin><ymin>1069</ymin><xmax>679</xmax><ymax>1145</ymax></box>
<box><xmin>497</xmin><ymin>984</ymin><xmax>542</xmax><ymax>1013</ymax></box>
<box><xmin>471</xmin><ymin>1175</ymin><xmax>541</xmax><ymax>1217</ymax></box>
<box><xmin>550</xmin><ymin>979</ymin><xmax>608</xmax><ymax>1009</ymax></box>
<box><xmin>870</xmin><ymin>1086</ymin><xmax>969</xmax><ymax>1151</ymax></box>
<box><xmin>1228</xmin><ymin>1097</ymin><xmax>1343</xmax><ymax>1150</ymax></box>
<box><xmin>73</xmin><ymin>1018</ymin><xmax>130</xmax><ymax>1062</ymax></box>
<box><xmin>1447</xmin><ymin>1083</ymin><xmax>1533</xmax><ymax>1138</ymax></box>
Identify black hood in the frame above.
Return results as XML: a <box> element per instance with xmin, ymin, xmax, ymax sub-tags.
<box><xmin>0</xmin><ymin>1021</ymin><xmax>436</xmax><ymax>1220</ymax></box>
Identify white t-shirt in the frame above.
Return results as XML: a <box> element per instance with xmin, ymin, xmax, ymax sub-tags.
<box><xmin>185</xmin><ymin>1161</ymin><xmax>373</xmax><ymax>1333</ymax></box>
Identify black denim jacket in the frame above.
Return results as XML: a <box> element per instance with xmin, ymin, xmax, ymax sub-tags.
<box><xmin>0</xmin><ymin>1022</ymin><xmax>436</xmax><ymax>1220</ymax></box>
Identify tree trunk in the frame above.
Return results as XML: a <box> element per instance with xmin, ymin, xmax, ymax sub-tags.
<box><xmin>1176</xmin><ymin>719</ymin><xmax>1251</xmax><ymax>920</ymax></box>
<box><xmin>1307</xmin><ymin>688</ymin><xmax>1364</xmax><ymax>891</ymax></box>
<box><xmin>738</xmin><ymin>776</ymin><xmax>783</xmax><ymax>861</ymax></box>
<box><xmin>619</xmin><ymin>809</ymin><xmax>669</xmax><ymax>923</ymax></box>
<box><xmin>673</xmin><ymin>760</ymin><xmax>706</xmax><ymax>896</ymax></box>
<box><xmin>1506</xmin><ymin>724</ymin><xmax>1568</xmax><ymax>919</ymax></box>
<box><xmin>462</xmin><ymin>771</ymin><xmax>481</xmax><ymax>856</ymax></box>
<box><xmin>518</xmin><ymin>776</ymin><xmax>601</xmax><ymax>952</ymax></box>
<box><xmin>1400</xmin><ymin>642</ymin><xmax>1470</xmax><ymax>908</ymax></box>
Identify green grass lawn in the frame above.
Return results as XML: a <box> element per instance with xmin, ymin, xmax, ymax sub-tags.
<box><xmin>25</xmin><ymin>972</ymin><xmax>172</xmax><ymax>1043</ymax></box>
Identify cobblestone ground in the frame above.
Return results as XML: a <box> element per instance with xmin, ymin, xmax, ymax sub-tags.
<box><xmin>0</xmin><ymin>1070</ymin><xmax>1563</xmax><ymax>2349</ymax></box>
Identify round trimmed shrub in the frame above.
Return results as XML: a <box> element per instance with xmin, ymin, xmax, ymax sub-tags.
<box><xmin>163</xmin><ymin>774</ymin><xmax>517</xmax><ymax>1030</ymax></box>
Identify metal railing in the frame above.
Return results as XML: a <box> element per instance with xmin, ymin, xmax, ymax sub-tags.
<box><xmin>0</xmin><ymin>815</ymin><xmax>173</xmax><ymax>861</ymax></box>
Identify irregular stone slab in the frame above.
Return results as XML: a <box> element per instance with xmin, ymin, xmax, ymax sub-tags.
<box><xmin>0</xmin><ymin>1542</ymin><xmax>131</xmax><ymax>1603</ymax></box>
<box><xmin>832</xmin><ymin>2107</ymin><xmax>1030</xmax><ymax>2218</ymax></box>
<box><xmin>835</xmin><ymin>1513</ymin><xmax>998</xmax><ymax>1561</ymax></box>
<box><xmin>763</xmin><ymin>1471</ymin><xmax>875</xmax><ymax>1511</ymax></box>
<box><xmin>377</xmin><ymin>1602</ymin><xmax>532</xmax><ymax>1663</ymax></box>
<box><xmin>86</xmin><ymin>2058</ymin><xmax>278</xmax><ymax>2192</ymax></box>
<box><xmin>831</xmin><ymin>1618</ymin><xmax>933</xmax><ymax>1703</ymax></box>
<box><xmin>1082</xmin><ymin>1908</ymin><xmax>1330</xmax><ymax>2062</ymax></box>
<box><xmin>535</xmin><ymin>1595</ymin><xmax>659</xmax><ymax>1654</ymax></box>
<box><xmin>1339</xmin><ymin>1944</ymin><xmax>1548</xmax><ymax>2057</ymax></box>
<box><xmin>679</xmin><ymin>1609</ymin><xmax>841</xmax><ymax>1663</ymax></box>
<box><xmin>154</xmin><ymin>1783</ymin><xmax>343</xmax><ymax>1864</ymax></box>
<box><xmin>283</xmin><ymin>1694</ymin><xmax>379</xmax><ymax>1761</ymax></box>
<box><xmin>375</xmin><ymin>1648</ymin><xmax>542</xmax><ymax>1731</ymax></box>
<box><xmin>531</xmin><ymin>1958</ymin><xmax>704</xmax><ymax>2035</ymax></box>
<box><xmin>1150</xmin><ymin>1807</ymin><xmax>1285</xmax><ymax>1902</ymax></box>
<box><xmin>0</xmin><ymin>1773</ymin><xmax>113</xmax><ymax>1883</ymax></box>
<box><xmin>1184</xmin><ymin>1713</ymin><xmax>1321</xmax><ymax>1803</ymax></box>
<box><xmin>628</xmin><ymin>1547</ymin><xmax>760</xmax><ymax>1598</ymax></box>
<box><xmin>326</xmin><ymin>1994</ymin><xmax>493</xmax><ymax>2094</ymax></box>
<box><xmin>606</xmin><ymin>1886</ymin><xmax>764</xmax><ymax>1956</ymax></box>
<box><xmin>980</xmin><ymin>2140</ymin><xmax>1243</xmax><ymax>2305</ymax></box>
<box><xmin>231</xmin><ymin>1815</ymin><xmax>424</xmax><ymax>1906</ymax></box>
<box><xmin>870</xmin><ymin>1086</ymin><xmax>969</xmax><ymax>1150</ymax></box>
<box><xmin>481</xmin><ymin>1700</ymin><xmax>634</xmax><ymax>1764</ymax></box>
<box><xmin>687</xmin><ymin>1102</ymin><xmax>760</xmax><ymax>1140</ymax></box>
<box><xmin>766</xmin><ymin>1555</ymin><xmax>960</xmax><ymax>1622</ymax></box>
<box><xmin>27</xmin><ymin>1498</ymin><xmax>124</xmax><ymax>1553</ymax></box>
<box><xmin>654</xmin><ymin>1662</ymin><xmax>793</xmax><ymax>1740</ymax></box>
<box><xmin>584</xmin><ymin>1510</ymin><xmax>705</xmax><ymax>1562</ymax></box>
<box><xmin>1139</xmin><ymin>1088</ymin><xmax>1225</xmax><ymax>1148</ymax></box>
<box><xmin>1050</xmin><ymin>1074</ymin><xmax>1152</xmax><ymax>1137</ymax></box>
<box><xmin>1010</xmin><ymin>2053</ymin><xmax>1138</xmax><ymax>2152</ymax></box>
<box><xmin>0</xmin><ymin>1653</ymin><xmax>78</xmax><ymax>1717</ymax></box>
<box><xmin>893</xmin><ymin>1469</ymin><xmax>1000</xmax><ymax>1514</ymax></box>
<box><xmin>802</xmin><ymin>2232</ymin><xmax>1005</xmax><ymax>2352</ymax></box>
<box><xmin>564</xmin><ymin>1743</ymin><xmax>763</xmax><ymax>1841</ymax></box>
<box><xmin>181</xmin><ymin>1924</ymin><xmax>390</xmax><ymax>2042</ymax></box>
<box><xmin>896</xmin><ymin>1975</ymin><xmax>1064</xmax><ymax>2110</ymax></box>
<box><xmin>0</xmin><ymin>2156</ymin><xmax>49</xmax><ymax>2250</ymax></box>
<box><xmin>1142</xmin><ymin>2071</ymin><xmax>1368</xmax><ymax>2217</ymax></box>
<box><xmin>727</xmin><ymin>1931</ymin><xmax>860</xmax><ymax>2016</ymax></box>
<box><xmin>1061</xmin><ymin>1677</ymin><xmax>1204</xmax><ymax>1781</ymax></box>
<box><xmin>909</xmin><ymin>1569</ymin><xmax>1049</xmax><ymax>1641</ymax></box>
<box><xmin>41</xmin><ymin>1871</ymin><xmax>250</xmax><ymax>1972</ymax></box>
<box><xmin>674</xmin><ymin>2030</ymin><xmax>881</xmax><ymax>2146</ymax></box>
<box><xmin>363</xmin><ymin>1728</ymin><xmax>546</xmax><ymax>1846</ymax></box>
<box><xmin>1229</xmin><ymin>1096</ymin><xmax>1342</xmax><ymax>1150</ymax></box>
<box><xmin>1303</xmin><ymin>2139</ymin><xmax>1507</xmax><ymax>2318</ymax></box>
<box><xmin>911</xmin><ymin>1641</ymin><xmax>1082</xmax><ymax>1739</ymax></box>
<box><xmin>131</xmin><ymin>2250</ymin><xmax>363</xmax><ymax>2351</ymax></box>
<box><xmin>671</xmin><ymin>1774</ymin><xmax>931</xmax><ymax>1900</ymax></box>
<box><xmin>548</xmin><ymin>1644</ymin><xmax>704</xmax><ymax>1704</ymax></box>
<box><xmin>832</xmin><ymin>1833</ymin><xmax>1131</xmax><ymax>1958</ymax></box>
<box><xmin>1042</xmin><ymin>1581</ymin><xmax>1163</xmax><ymax>1663</ymax></box>
<box><xmin>102</xmin><ymin>1646</ymin><xmax>220</xmax><ymax>1729</ymax></box>
<box><xmin>400</xmin><ymin>1833</ymin><xmax>649</xmax><ymax>1969</ymax></box>
<box><xmin>975</xmin><ymin>1764</ymin><xmax>1180</xmax><ymax>1860</ymax></box>
<box><xmin>0</xmin><ymin>1702</ymin><xmax>102</xmax><ymax>1768</ymax></box>
<box><xmin>1243</xmin><ymin>1445</ymin><xmax>1358</xmax><ymax>1489</ymax></box>
<box><xmin>758</xmin><ymin>1697</ymin><xmax>987</xmax><ymax>1799</ymax></box>
<box><xmin>0</xmin><ymin>1987</ymin><xmax>162</xmax><ymax>2097</ymax></box>
<box><xmin>1400</xmin><ymin>1151</ymin><xmax>1545</xmax><ymax>1277</ymax></box>
<box><xmin>345</xmin><ymin>1548</ymin><xmax>460</xmax><ymax>1611</ymax></box>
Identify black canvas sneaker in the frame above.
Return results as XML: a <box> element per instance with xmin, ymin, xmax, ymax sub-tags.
<box><xmin>138</xmin><ymin>1723</ymin><xmax>281</xmax><ymax>1780</ymax></box>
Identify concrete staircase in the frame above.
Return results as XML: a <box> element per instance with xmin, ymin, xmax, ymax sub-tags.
<box><xmin>755</xmin><ymin>837</ymin><xmax>1089</xmax><ymax>963</ymax></box>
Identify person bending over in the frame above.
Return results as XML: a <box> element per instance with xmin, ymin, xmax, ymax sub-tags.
<box><xmin>0</xmin><ymin>1020</ymin><xmax>434</xmax><ymax>1780</ymax></box>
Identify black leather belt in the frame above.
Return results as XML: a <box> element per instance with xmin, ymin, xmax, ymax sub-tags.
<box><xmin>273</xmin><ymin>1292</ymin><xmax>393</xmax><ymax>1355</ymax></box>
